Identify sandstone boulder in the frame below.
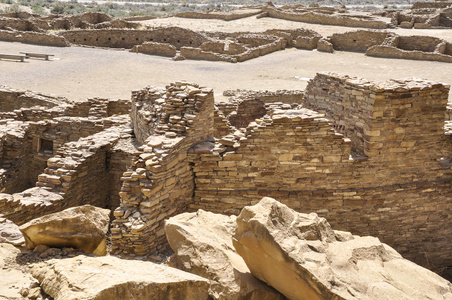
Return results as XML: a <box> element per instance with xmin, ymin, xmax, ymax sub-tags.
<box><xmin>233</xmin><ymin>197</ymin><xmax>452</xmax><ymax>300</ymax></box>
<box><xmin>31</xmin><ymin>255</ymin><xmax>210</xmax><ymax>300</ymax></box>
<box><xmin>165</xmin><ymin>209</ymin><xmax>284</xmax><ymax>300</ymax></box>
<box><xmin>19</xmin><ymin>205</ymin><xmax>110</xmax><ymax>255</ymax></box>
<box><xmin>0</xmin><ymin>216</ymin><xmax>25</xmax><ymax>247</ymax></box>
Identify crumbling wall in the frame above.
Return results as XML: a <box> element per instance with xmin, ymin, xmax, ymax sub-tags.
<box><xmin>0</xmin><ymin>29</ymin><xmax>69</xmax><ymax>46</ymax></box>
<box><xmin>262</xmin><ymin>6</ymin><xmax>389</xmax><ymax>29</ymax></box>
<box><xmin>176</xmin><ymin>9</ymin><xmax>262</xmax><ymax>21</ymax></box>
<box><xmin>60</xmin><ymin>27</ymin><xmax>211</xmax><ymax>49</ymax></box>
<box><xmin>131</xmin><ymin>42</ymin><xmax>177</xmax><ymax>57</ymax></box>
<box><xmin>0</xmin><ymin>87</ymin><xmax>71</xmax><ymax>112</ymax></box>
<box><xmin>110</xmin><ymin>82</ymin><xmax>214</xmax><ymax>257</ymax></box>
<box><xmin>330</xmin><ymin>30</ymin><xmax>392</xmax><ymax>52</ymax></box>
<box><xmin>189</xmin><ymin>73</ymin><xmax>451</xmax><ymax>269</ymax></box>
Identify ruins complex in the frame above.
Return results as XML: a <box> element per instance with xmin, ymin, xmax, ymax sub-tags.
<box><xmin>0</xmin><ymin>70</ymin><xmax>450</xmax><ymax>275</ymax></box>
<box><xmin>0</xmin><ymin>2</ymin><xmax>451</xmax><ymax>296</ymax></box>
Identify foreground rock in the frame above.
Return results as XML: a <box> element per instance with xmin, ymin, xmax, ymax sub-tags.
<box><xmin>19</xmin><ymin>205</ymin><xmax>110</xmax><ymax>255</ymax></box>
<box><xmin>233</xmin><ymin>197</ymin><xmax>452</xmax><ymax>300</ymax></box>
<box><xmin>31</xmin><ymin>255</ymin><xmax>210</xmax><ymax>300</ymax></box>
<box><xmin>165</xmin><ymin>209</ymin><xmax>284</xmax><ymax>300</ymax></box>
<box><xmin>0</xmin><ymin>216</ymin><xmax>25</xmax><ymax>247</ymax></box>
<box><xmin>0</xmin><ymin>243</ymin><xmax>43</xmax><ymax>300</ymax></box>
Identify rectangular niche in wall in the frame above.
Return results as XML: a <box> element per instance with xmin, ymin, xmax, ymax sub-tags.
<box><xmin>37</xmin><ymin>138</ymin><xmax>53</xmax><ymax>154</ymax></box>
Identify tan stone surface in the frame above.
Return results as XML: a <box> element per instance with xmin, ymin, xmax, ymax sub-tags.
<box><xmin>0</xmin><ymin>243</ymin><xmax>39</xmax><ymax>300</ymax></box>
<box><xmin>19</xmin><ymin>205</ymin><xmax>110</xmax><ymax>255</ymax></box>
<box><xmin>31</xmin><ymin>255</ymin><xmax>210</xmax><ymax>300</ymax></box>
<box><xmin>0</xmin><ymin>217</ymin><xmax>24</xmax><ymax>247</ymax></box>
<box><xmin>165</xmin><ymin>209</ymin><xmax>284</xmax><ymax>300</ymax></box>
<box><xmin>233</xmin><ymin>197</ymin><xmax>452</xmax><ymax>300</ymax></box>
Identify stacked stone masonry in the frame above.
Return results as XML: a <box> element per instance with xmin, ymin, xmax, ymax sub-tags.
<box><xmin>0</xmin><ymin>73</ymin><xmax>450</xmax><ymax>276</ymax></box>
<box><xmin>188</xmin><ymin>73</ymin><xmax>452</xmax><ymax>271</ymax></box>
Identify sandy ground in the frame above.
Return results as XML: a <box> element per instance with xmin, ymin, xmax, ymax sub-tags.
<box><xmin>1</xmin><ymin>16</ymin><xmax>452</xmax><ymax>102</ymax></box>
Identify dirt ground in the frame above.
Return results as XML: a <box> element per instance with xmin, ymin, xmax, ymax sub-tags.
<box><xmin>1</xmin><ymin>16</ymin><xmax>452</xmax><ymax>102</ymax></box>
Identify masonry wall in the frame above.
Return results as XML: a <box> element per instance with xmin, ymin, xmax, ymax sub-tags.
<box><xmin>60</xmin><ymin>27</ymin><xmax>210</xmax><ymax>49</ymax></box>
<box><xmin>189</xmin><ymin>73</ymin><xmax>452</xmax><ymax>270</ymax></box>
<box><xmin>110</xmin><ymin>82</ymin><xmax>214</xmax><ymax>257</ymax></box>
<box><xmin>262</xmin><ymin>7</ymin><xmax>389</xmax><ymax>29</ymax></box>
<box><xmin>0</xmin><ymin>29</ymin><xmax>69</xmax><ymax>46</ymax></box>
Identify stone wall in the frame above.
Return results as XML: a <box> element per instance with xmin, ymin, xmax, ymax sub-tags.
<box><xmin>176</xmin><ymin>9</ymin><xmax>262</xmax><ymax>21</ymax></box>
<box><xmin>262</xmin><ymin>6</ymin><xmax>389</xmax><ymax>29</ymax></box>
<box><xmin>0</xmin><ymin>29</ymin><xmax>69</xmax><ymax>46</ymax></box>
<box><xmin>188</xmin><ymin>73</ymin><xmax>452</xmax><ymax>270</ymax></box>
<box><xmin>60</xmin><ymin>27</ymin><xmax>211</xmax><ymax>49</ymax></box>
<box><xmin>330</xmin><ymin>30</ymin><xmax>391</xmax><ymax>52</ymax></box>
<box><xmin>412</xmin><ymin>1</ymin><xmax>452</xmax><ymax>9</ymax></box>
<box><xmin>131</xmin><ymin>42</ymin><xmax>177</xmax><ymax>57</ymax></box>
<box><xmin>110</xmin><ymin>82</ymin><xmax>214</xmax><ymax>257</ymax></box>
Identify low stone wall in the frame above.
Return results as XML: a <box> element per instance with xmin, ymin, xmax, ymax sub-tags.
<box><xmin>330</xmin><ymin>30</ymin><xmax>392</xmax><ymax>52</ymax></box>
<box><xmin>60</xmin><ymin>27</ymin><xmax>211</xmax><ymax>49</ymax></box>
<box><xmin>176</xmin><ymin>9</ymin><xmax>262</xmax><ymax>21</ymax></box>
<box><xmin>366</xmin><ymin>45</ymin><xmax>452</xmax><ymax>63</ymax></box>
<box><xmin>0</xmin><ymin>86</ymin><xmax>72</xmax><ymax>112</ymax></box>
<box><xmin>262</xmin><ymin>7</ymin><xmax>389</xmax><ymax>29</ymax></box>
<box><xmin>110</xmin><ymin>82</ymin><xmax>214</xmax><ymax>257</ymax></box>
<box><xmin>412</xmin><ymin>1</ymin><xmax>452</xmax><ymax>9</ymax></box>
<box><xmin>0</xmin><ymin>188</ymin><xmax>63</xmax><ymax>225</ymax></box>
<box><xmin>131</xmin><ymin>42</ymin><xmax>177</xmax><ymax>57</ymax></box>
<box><xmin>0</xmin><ymin>29</ymin><xmax>69</xmax><ymax>46</ymax></box>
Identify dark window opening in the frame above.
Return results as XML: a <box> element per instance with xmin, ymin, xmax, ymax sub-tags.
<box><xmin>164</xmin><ymin>38</ymin><xmax>167</xmax><ymax>42</ymax></box>
<box><xmin>190</xmin><ymin>41</ymin><xmax>192</xmax><ymax>44</ymax></box>
<box><xmin>150</xmin><ymin>38</ymin><xmax>153</xmax><ymax>41</ymax></box>
<box><xmin>96</xmin><ymin>38</ymin><xmax>98</xmax><ymax>41</ymax></box>
<box><xmin>177</xmin><ymin>40</ymin><xmax>180</xmax><ymax>43</ymax></box>
<box><xmin>136</xmin><ymin>38</ymin><xmax>139</xmax><ymax>41</ymax></box>
<box><xmin>122</xmin><ymin>37</ymin><xmax>125</xmax><ymax>41</ymax></box>
<box><xmin>108</xmin><ymin>37</ymin><xmax>111</xmax><ymax>41</ymax></box>
<box><xmin>39</xmin><ymin>138</ymin><xmax>53</xmax><ymax>154</ymax></box>
<box><xmin>84</xmin><ymin>38</ymin><xmax>87</xmax><ymax>41</ymax></box>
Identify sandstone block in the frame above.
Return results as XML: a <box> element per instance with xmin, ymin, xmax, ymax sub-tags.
<box><xmin>31</xmin><ymin>255</ymin><xmax>210</xmax><ymax>300</ymax></box>
<box><xmin>233</xmin><ymin>197</ymin><xmax>452</xmax><ymax>300</ymax></box>
<box><xmin>20</xmin><ymin>205</ymin><xmax>110</xmax><ymax>255</ymax></box>
<box><xmin>165</xmin><ymin>210</ymin><xmax>284</xmax><ymax>300</ymax></box>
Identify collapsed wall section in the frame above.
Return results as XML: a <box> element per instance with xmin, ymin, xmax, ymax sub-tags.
<box><xmin>110</xmin><ymin>82</ymin><xmax>214</xmax><ymax>257</ymax></box>
<box><xmin>189</xmin><ymin>73</ymin><xmax>451</xmax><ymax>270</ymax></box>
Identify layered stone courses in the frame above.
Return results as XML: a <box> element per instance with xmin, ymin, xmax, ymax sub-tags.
<box><xmin>0</xmin><ymin>73</ymin><xmax>450</xmax><ymax>274</ymax></box>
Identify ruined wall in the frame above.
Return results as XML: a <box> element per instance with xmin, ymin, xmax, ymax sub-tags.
<box><xmin>131</xmin><ymin>42</ymin><xmax>177</xmax><ymax>57</ymax></box>
<box><xmin>110</xmin><ymin>82</ymin><xmax>214</xmax><ymax>257</ymax></box>
<box><xmin>367</xmin><ymin>45</ymin><xmax>452</xmax><ymax>63</ymax></box>
<box><xmin>176</xmin><ymin>9</ymin><xmax>261</xmax><ymax>20</ymax></box>
<box><xmin>0</xmin><ymin>87</ymin><xmax>71</xmax><ymax>112</ymax></box>
<box><xmin>412</xmin><ymin>1</ymin><xmax>452</xmax><ymax>9</ymax></box>
<box><xmin>60</xmin><ymin>27</ymin><xmax>211</xmax><ymax>49</ymax></box>
<box><xmin>330</xmin><ymin>30</ymin><xmax>391</xmax><ymax>52</ymax></box>
<box><xmin>189</xmin><ymin>73</ymin><xmax>451</xmax><ymax>269</ymax></box>
<box><xmin>0</xmin><ymin>29</ymin><xmax>69</xmax><ymax>46</ymax></box>
<box><xmin>262</xmin><ymin>6</ymin><xmax>389</xmax><ymax>29</ymax></box>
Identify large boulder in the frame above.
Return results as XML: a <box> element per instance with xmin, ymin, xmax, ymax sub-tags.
<box><xmin>19</xmin><ymin>205</ymin><xmax>110</xmax><ymax>255</ymax></box>
<box><xmin>233</xmin><ymin>197</ymin><xmax>452</xmax><ymax>300</ymax></box>
<box><xmin>31</xmin><ymin>255</ymin><xmax>210</xmax><ymax>300</ymax></box>
<box><xmin>0</xmin><ymin>216</ymin><xmax>25</xmax><ymax>247</ymax></box>
<box><xmin>165</xmin><ymin>209</ymin><xmax>284</xmax><ymax>300</ymax></box>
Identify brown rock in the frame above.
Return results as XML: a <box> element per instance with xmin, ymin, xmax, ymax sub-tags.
<box><xmin>165</xmin><ymin>209</ymin><xmax>284</xmax><ymax>300</ymax></box>
<box><xmin>0</xmin><ymin>217</ymin><xmax>25</xmax><ymax>247</ymax></box>
<box><xmin>233</xmin><ymin>197</ymin><xmax>452</xmax><ymax>300</ymax></box>
<box><xmin>31</xmin><ymin>255</ymin><xmax>210</xmax><ymax>300</ymax></box>
<box><xmin>19</xmin><ymin>205</ymin><xmax>110</xmax><ymax>255</ymax></box>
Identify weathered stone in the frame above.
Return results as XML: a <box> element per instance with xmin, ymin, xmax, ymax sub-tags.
<box><xmin>20</xmin><ymin>205</ymin><xmax>110</xmax><ymax>255</ymax></box>
<box><xmin>233</xmin><ymin>197</ymin><xmax>452</xmax><ymax>300</ymax></box>
<box><xmin>165</xmin><ymin>209</ymin><xmax>284</xmax><ymax>300</ymax></box>
<box><xmin>0</xmin><ymin>243</ymin><xmax>40</xmax><ymax>300</ymax></box>
<box><xmin>31</xmin><ymin>255</ymin><xmax>210</xmax><ymax>300</ymax></box>
<box><xmin>0</xmin><ymin>217</ymin><xmax>25</xmax><ymax>247</ymax></box>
